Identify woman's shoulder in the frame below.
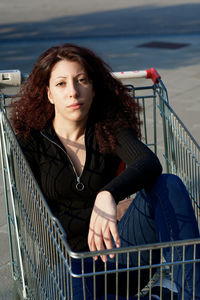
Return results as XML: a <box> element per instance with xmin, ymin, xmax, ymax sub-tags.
<box><xmin>114</xmin><ymin>127</ymin><xmax>160</xmax><ymax>162</ymax></box>
<box><xmin>16</xmin><ymin>129</ymin><xmax>42</xmax><ymax>149</ymax></box>
<box><xmin>115</xmin><ymin>127</ymin><xmax>139</xmax><ymax>141</ymax></box>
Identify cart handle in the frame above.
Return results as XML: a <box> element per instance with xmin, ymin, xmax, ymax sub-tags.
<box><xmin>0</xmin><ymin>70</ymin><xmax>28</xmax><ymax>87</ymax></box>
<box><xmin>112</xmin><ymin>68</ymin><xmax>161</xmax><ymax>84</ymax></box>
<box><xmin>0</xmin><ymin>68</ymin><xmax>161</xmax><ymax>88</ymax></box>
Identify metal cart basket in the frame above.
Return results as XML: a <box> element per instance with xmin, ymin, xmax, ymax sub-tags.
<box><xmin>0</xmin><ymin>68</ymin><xmax>199</xmax><ymax>299</ymax></box>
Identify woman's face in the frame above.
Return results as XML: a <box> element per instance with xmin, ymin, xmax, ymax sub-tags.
<box><xmin>47</xmin><ymin>59</ymin><xmax>94</xmax><ymax>126</ymax></box>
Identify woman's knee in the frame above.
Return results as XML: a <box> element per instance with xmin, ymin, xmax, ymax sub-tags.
<box><xmin>150</xmin><ymin>173</ymin><xmax>196</xmax><ymax>222</ymax></box>
<box><xmin>148</xmin><ymin>173</ymin><xmax>193</xmax><ymax>213</ymax></box>
<box><xmin>152</xmin><ymin>173</ymin><xmax>186</xmax><ymax>194</ymax></box>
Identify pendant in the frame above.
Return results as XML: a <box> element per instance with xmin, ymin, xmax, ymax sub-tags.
<box><xmin>76</xmin><ymin>182</ymin><xmax>84</xmax><ymax>191</ymax></box>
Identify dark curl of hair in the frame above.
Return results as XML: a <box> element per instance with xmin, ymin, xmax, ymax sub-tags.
<box><xmin>10</xmin><ymin>43</ymin><xmax>141</xmax><ymax>153</ymax></box>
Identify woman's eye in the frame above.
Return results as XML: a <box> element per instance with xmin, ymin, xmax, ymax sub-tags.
<box><xmin>56</xmin><ymin>82</ymin><xmax>65</xmax><ymax>86</ymax></box>
<box><xmin>78</xmin><ymin>77</ymin><xmax>88</xmax><ymax>84</ymax></box>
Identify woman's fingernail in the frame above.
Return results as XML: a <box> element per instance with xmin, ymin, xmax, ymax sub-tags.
<box><xmin>101</xmin><ymin>255</ymin><xmax>107</xmax><ymax>262</ymax></box>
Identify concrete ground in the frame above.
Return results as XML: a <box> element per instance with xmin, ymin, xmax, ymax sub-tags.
<box><xmin>0</xmin><ymin>0</ymin><xmax>200</xmax><ymax>298</ymax></box>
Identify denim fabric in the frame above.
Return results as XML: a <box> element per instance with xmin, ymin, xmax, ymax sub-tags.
<box><xmin>116</xmin><ymin>174</ymin><xmax>200</xmax><ymax>300</ymax></box>
<box><xmin>51</xmin><ymin>174</ymin><xmax>200</xmax><ymax>299</ymax></box>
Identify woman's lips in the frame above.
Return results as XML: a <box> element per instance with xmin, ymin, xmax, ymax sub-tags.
<box><xmin>67</xmin><ymin>103</ymin><xmax>82</xmax><ymax>109</ymax></box>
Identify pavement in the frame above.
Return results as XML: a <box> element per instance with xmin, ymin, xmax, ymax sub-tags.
<box><xmin>0</xmin><ymin>0</ymin><xmax>200</xmax><ymax>299</ymax></box>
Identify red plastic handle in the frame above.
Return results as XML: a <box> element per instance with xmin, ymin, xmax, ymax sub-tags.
<box><xmin>146</xmin><ymin>68</ymin><xmax>161</xmax><ymax>84</ymax></box>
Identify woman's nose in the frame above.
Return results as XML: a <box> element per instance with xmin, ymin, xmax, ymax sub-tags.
<box><xmin>68</xmin><ymin>80</ymin><xmax>79</xmax><ymax>98</ymax></box>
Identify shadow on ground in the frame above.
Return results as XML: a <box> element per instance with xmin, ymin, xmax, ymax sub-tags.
<box><xmin>0</xmin><ymin>3</ymin><xmax>200</xmax><ymax>72</ymax></box>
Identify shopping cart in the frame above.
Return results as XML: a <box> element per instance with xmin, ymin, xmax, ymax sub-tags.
<box><xmin>0</xmin><ymin>68</ymin><xmax>199</xmax><ymax>299</ymax></box>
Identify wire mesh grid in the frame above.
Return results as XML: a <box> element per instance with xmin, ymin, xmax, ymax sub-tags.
<box><xmin>0</xmin><ymin>79</ymin><xmax>200</xmax><ymax>299</ymax></box>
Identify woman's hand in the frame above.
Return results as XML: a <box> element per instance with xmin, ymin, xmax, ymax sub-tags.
<box><xmin>88</xmin><ymin>191</ymin><xmax>121</xmax><ymax>262</ymax></box>
<box><xmin>117</xmin><ymin>198</ymin><xmax>133</xmax><ymax>221</ymax></box>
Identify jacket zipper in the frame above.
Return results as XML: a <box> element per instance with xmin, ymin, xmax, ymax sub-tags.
<box><xmin>40</xmin><ymin>132</ymin><xmax>85</xmax><ymax>191</ymax></box>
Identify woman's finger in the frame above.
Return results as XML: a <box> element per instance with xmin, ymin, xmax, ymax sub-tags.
<box><xmin>109</xmin><ymin>221</ymin><xmax>121</xmax><ymax>248</ymax></box>
<box><xmin>102</xmin><ymin>225</ymin><xmax>115</xmax><ymax>259</ymax></box>
<box><xmin>93</xmin><ymin>220</ymin><xmax>105</xmax><ymax>252</ymax></box>
<box><xmin>88</xmin><ymin>226</ymin><xmax>98</xmax><ymax>260</ymax></box>
<box><xmin>88</xmin><ymin>213</ymin><xmax>106</xmax><ymax>260</ymax></box>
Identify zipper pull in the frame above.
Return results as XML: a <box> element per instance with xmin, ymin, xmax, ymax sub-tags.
<box><xmin>76</xmin><ymin>177</ymin><xmax>84</xmax><ymax>191</ymax></box>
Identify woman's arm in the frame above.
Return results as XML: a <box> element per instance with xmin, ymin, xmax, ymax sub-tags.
<box><xmin>101</xmin><ymin>128</ymin><xmax>162</xmax><ymax>202</ymax></box>
<box><xmin>88</xmin><ymin>128</ymin><xmax>162</xmax><ymax>258</ymax></box>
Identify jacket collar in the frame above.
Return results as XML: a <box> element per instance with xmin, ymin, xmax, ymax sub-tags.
<box><xmin>40</xmin><ymin>120</ymin><xmax>94</xmax><ymax>146</ymax></box>
<box><xmin>40</xmin><ymin>121</ymin><xmax>62</xmax><ymax>145</ymax></box>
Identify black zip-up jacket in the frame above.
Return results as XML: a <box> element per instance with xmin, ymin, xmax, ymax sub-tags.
<box><xmin>17</xmin><ymin>124</ymin><xmax>162</xmax><ymax>252</ymax></box>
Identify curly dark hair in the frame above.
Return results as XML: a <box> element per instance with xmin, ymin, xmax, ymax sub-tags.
<box><xmin>10</xmin><ymin>43</ymin><xmax>141</xmax><ymax>153</ymax></box>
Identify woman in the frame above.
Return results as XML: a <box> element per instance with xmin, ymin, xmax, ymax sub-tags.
<box><xmin>11</xmin><ymin>43</ymin><xmax>199</xmax><ymax>299</ymax></box>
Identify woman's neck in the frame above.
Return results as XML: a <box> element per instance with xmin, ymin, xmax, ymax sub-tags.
<box><xmin>52</xmin><ymin>118</ymin><xmax>86</xmax><ymax>142</ymax></box>
<box><xmin>52</xmin><ymin>117</ymin><xmax>87</xmax><ymax>177</ymax></box>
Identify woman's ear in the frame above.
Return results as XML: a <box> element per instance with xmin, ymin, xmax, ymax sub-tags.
<box><xmin>46</xmin><ymin>86</ymin><xmax>54</xmax><ymax>104</ymax></box>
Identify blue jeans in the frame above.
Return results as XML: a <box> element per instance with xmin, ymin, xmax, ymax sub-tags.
<box><xmin>55</xmin><ymin>174</ymin><xmax>200</xmax><ymax>299</ymax></box>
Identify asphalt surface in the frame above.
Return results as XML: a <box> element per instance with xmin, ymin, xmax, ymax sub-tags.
<box><xmin>0</xmin><ymin>0</ymin><xmax>200</xmax><ymax>299</ymax></box>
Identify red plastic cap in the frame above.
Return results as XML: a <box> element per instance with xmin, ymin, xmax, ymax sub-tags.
<box><xmin>146</xmin><ymin>68</ymin><xmax>161</xmax><ymax>83</ymax></box>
